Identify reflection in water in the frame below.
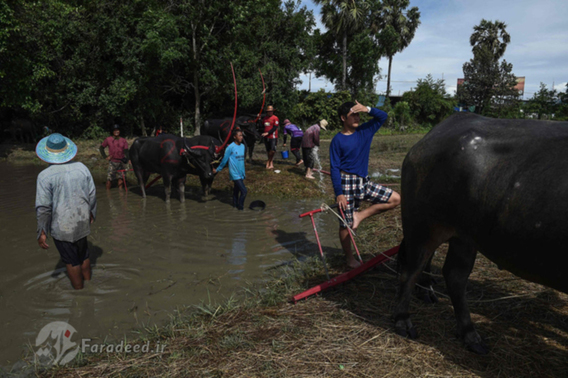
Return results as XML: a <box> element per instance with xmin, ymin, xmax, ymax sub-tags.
<box><xmin>0</xmin><ymin>162</ymin><xmax>339</xmax><ymax>366</ymax></box>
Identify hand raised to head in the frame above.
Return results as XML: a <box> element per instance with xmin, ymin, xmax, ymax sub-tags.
<box><xmin>346</xmin><ymin>100</ymin><xmax>369</xmax><ymax>118</ymax></box>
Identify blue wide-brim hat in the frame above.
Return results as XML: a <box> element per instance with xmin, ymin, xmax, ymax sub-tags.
<box><xmin>35</xmin><ymin>133</ymin><xmax>77</xmax><ymax>164</ymax></box>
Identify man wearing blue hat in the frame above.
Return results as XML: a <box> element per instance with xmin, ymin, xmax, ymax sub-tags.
<box><xmin>35</xmin><ymin>133</ymin><xmax>97</xmax><ymax>290</ymax></box>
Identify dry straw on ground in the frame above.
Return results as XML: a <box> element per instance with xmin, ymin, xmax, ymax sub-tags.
<box><xmin>43</xmin><ymin>204</ymin><xmax>568</xmax><ymax>377</ymax></box>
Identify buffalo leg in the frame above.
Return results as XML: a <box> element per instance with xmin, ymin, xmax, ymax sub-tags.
<box><xmin>177</xmin><ymin>176</ymin><xmax>187</xmax><ymax>203</ymax></box>
<box><xmin>394</xmin><ymin>226</ymin><xmax>453</xmax><ymax>339</ymax></box>
<box><xmin>199</xmin><ymin>175</ymin><xmax>213</xmax><ymax>197</ymax></box>
<box><xmin>162</xmin><ymin>174</ymin><xmax>173</xmax><ymax>203</ymax></box>
<box><xmin>248</xmin><ymin>142</ymin><xmax>254</xmax><ymax>163</ymax></box>
<box><xmin>133</xmin><ymin>168</ymin><xmax>148</xmax><ymax>198</ymax></box>
<box><xmin>443</xmin><ymin>237</ymin><xmax>487</xmax><ymax>354</ymax></box>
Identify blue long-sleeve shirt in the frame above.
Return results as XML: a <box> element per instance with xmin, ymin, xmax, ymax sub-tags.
<box><xmin>329</xmin><ymin>108</ymin><xmax>388</xmax><ymax>196</ymax></box>
<box><xmin>36</xmin><ymin>162</ymin><xmax>97</xmax><ymax>242</ymax></box>
<box><xmin>216</xmin><ymin>142</ymin><xmax>246</xmax><ymax>181</ymax></box>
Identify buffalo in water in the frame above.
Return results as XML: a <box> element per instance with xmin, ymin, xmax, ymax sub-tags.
<box><xmin>130</xmin><ymin>134</ymin><xmax>221</xmax><ymax>202</ymax></box>
<box><xmin>394</xmin><ymin>112</ymin><xmax>568</xmax><ymax>354</ymax></box>
<box><xmin>201</xmin><ymin>116</ymin><xmax>261</xmax><ymax>162</ymax></box>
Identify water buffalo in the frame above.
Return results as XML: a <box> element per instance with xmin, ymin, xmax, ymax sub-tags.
<box><xmin>130</xmin><ymin>134</ymin><xmax>221</xmax><ymax>202</ymax></box>
<box><xmin>393</xmin><ymin>112</ymin><xmax>568</xmax><ymax>354</ymax></box>
<box><xmin>4</xmin><ymin>119</ymin><xmax>37</xmax><ymax>143</ymax></box>
<box><xmin>201</xmin><ymin>116</ymin><xmax>261</xmax><ymax>162</ymax></box>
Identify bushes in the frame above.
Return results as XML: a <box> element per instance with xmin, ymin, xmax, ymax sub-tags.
<box><xmin>289</xmin><ymin>90</ymin><xmax>378</xmax><ymax>130</ymax></box>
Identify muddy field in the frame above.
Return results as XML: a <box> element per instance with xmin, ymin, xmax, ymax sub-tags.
<box><xmin>2</xmin><ymin>132</ymin><xmax>567</xmax><ymax>377</ymax></box>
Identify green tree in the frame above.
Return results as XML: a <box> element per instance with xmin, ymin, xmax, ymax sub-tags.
<box><xmin>557</xmin><ymin>83</ymin><xmax>568</xmax><ymax>120</ymax></box>
<box><xmin>290</xmin><ymin>89</ymin><xmax>377</xmax><ymax>130</ymax></box>
<box><xmin>393</xmin><ymin>100</ymin><xmax>411</xmax><ymax>130</ymax></box>
<box><xmin>470</xmin><ymin>19</ymin><xmax>510</xmax><ymax>60</ymax></box>
<box><xmin>313</xmin><ymin>0</ymin><xmax>369</xmax><ymax>91</ymax></box>
<box><xmin>457</xmin><ymin>20</ymin><xmax>518</xmax><ymax>116</ymax></box>
<box><xmin>315</xmin><ymin>27</ymin><xmax>381</xmax><ymax>96</ymax></box>
<box><xmin>372</xmin><ymin>0</ymin><xmax>420</xmax><ymax>97</ymax></box>
<box><xmin>401</xmin><ymin>74</ymin><xmax>453</xmax><ymax>127</ymax></box>
<box><xmin>526</xmin><ymin>82</ymin><xmax>558</xmax><ymax>120</ymax></box>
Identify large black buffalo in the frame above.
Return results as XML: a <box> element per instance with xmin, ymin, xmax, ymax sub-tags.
<box><xmin>130</xmin><ymin>134</ymin><xmax>221</xmax><ymax>202</ymax></box>
<box><xmin>393</xmin><ymin>112</ymin><xmax>568</xmax><ymax>354</ymax></box>
<box><xmin>201</xmin><ymin>116</ymin><xmax>261</xmax><ymax>162</ymax></box>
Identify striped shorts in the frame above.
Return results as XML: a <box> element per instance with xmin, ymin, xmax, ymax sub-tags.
<box><xmin>340</xmin><ymin>173</ymin><xmax>392</xmax><ymax>228</ymax></box>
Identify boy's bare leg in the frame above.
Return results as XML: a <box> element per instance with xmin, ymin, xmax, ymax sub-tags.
<box><xmin>352</xmin><ymin>191</ymin><xmax>401</xmax><ymax>230</ymax></box>
<box><xmin>339</xmin><ymin>227</ymin><xmax>361</xmax><ymax>269</ymax></box>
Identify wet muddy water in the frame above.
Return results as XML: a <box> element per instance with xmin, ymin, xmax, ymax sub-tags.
<box><xmin>0</xmin><ymin>162</ymin><xmax>341</xmax><ymax>365</ymax></box>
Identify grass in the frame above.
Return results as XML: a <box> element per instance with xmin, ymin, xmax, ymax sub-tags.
<box><xmin>3</xmin><ymin>131</ymin><xmax>568</xmax><ymax>377</ymax></box>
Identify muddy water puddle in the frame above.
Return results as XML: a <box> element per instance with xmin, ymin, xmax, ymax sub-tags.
<box><xmin>0</xmin><ymin>162</ymin><xmax>341</xmax><ymax>365</ymax></box>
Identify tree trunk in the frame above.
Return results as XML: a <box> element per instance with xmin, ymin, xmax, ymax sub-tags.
<box><xmin>140</xmin><ymin>116</ymin><xmax>147</xmax><ymax>137</ymax></box>
<box><xmin>342</xmin><ymin>30</ymin><xmax>347</xmax><ymax>91</ymax></box>
<box><xmin>386</xmin><ymin>55</ymin><xmax>393</xmax><ymax>97</ymax></box>
<box><xmin>194</xmin><ymin>72</ymin><xmax>201</xmax><ymax>136</ymax></box>
<box><xmin>192</xmin><ymin>25</ymin><xmax>201</xmax><ymax>136</ymax></box>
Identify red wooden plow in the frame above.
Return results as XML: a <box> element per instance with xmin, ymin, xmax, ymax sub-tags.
<box><xmin>293</xmin><ymin>203</ymin><xmax>400</xmax><ymax>303</ymax></box>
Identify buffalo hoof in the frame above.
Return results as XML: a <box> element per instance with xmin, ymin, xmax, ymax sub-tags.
<box><xmin>463</xmin><ymin>330</ymin><xmax>488</xmax><ymax>355</ymax></box>
<box><xmin>466</xmin><ymin>341</ymin><xmax>489</xmax><ymax>355</ymax></box>
<box><xmin>395</xmin><ymin>318</ymin><xmax>418</xmax><ymax>339</ymax></box>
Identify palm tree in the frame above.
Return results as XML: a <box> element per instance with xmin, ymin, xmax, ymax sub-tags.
<box><xmin>373</xmin><ymin>0</ymin><xmax>420</xmax><ymax>97</ymax></box>
<box><xmin>470</xmin><ymin>19</ymin><xmax>510</xmax><ymax>61</ymax></box>
<box><xmin>314</xmin><ymin>0</ymin><xmax>369</xmax><ymax>90</ymax></box>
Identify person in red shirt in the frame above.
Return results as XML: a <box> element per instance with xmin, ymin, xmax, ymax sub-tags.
<box><xmin>99</xmin><ymin>124</ymin><xmax>129</xmax><ymax>190</ymax></box>
<box><xmin>261</xmin><ymin>105</ymin><xmax>279</xmax><ymax>169</ymax></box>
<box><xmin>155</xmin><ymin>125</ymin><xmax>164</xmax><ymax>136</ymax></box>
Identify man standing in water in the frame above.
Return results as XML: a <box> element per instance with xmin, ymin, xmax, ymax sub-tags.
<box><xmin>261</xmin><ymin>105</ymin><xmax>279</xmax><ymax>169</ymax></box>
<box><xmin>35</xmin><ymin>133</ymin><xmax>97</xmax><ymax>289</ymax></box>
<box><xmin>302</xmin><ymin>119</ymin><xmax>327</xmax><ymax>179</ymax></box>
<box><xmin>214</xmin><ymin>129</ymin><xmax>247</xmax><ymax>210</ymax></box>
<box><xmin>330</xmin><ymin>101</ymin><xmax>400</xmax><ymax>269</ymax></box>
<box><xmin>100</xmin><ymin>124</ymin><xmax>129</xmax><ymax>190</ymax></box>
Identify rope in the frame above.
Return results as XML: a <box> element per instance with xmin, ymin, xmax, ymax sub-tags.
<box><xmin>320</xmin><ymin>203</ymin><xmax>356</xmax><ymax>236</ymax></box>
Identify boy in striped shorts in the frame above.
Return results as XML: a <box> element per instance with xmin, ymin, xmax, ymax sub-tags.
<box><xmin>329</xmin><ymin>101</ymin><xmax>401</xmax><ymax>269</ymax></box>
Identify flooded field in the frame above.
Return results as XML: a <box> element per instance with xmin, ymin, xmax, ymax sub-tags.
<box><xmin>0</xmin><ymin>162</ymin><xmax>342</xmax><ymax>366</ymax></box>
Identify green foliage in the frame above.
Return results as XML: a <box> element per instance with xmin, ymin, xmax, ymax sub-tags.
<box><xmin>0</xmin><ymin>0</ymin><xmax>316</xmax><ymax>137</ymax></box>
<box><xmin>315</xmin><ymin>28</ymin><xmax>381</xmax><ymax>96</ymax></box>
<box><xmin>313</xmin><ymin>0</ymin><xmax>370</xmax><ymax>91</ymax></box>
<box><xmin>457</xmin><ymin>19</ymin><xmax>519</xmax><ymax>116</ymax></box>
<box><xmin>402</xmin><ymin>74</ymin><xmax>454</xmax><ymax>127</ymax></box>
<box><xmin>313</xmin><ymin>0</ymin><xmax>381</xmax><ymax>94</ymax></box>
<box><xmin>289</xmin><ymin>89</ymin><xmax>378</xmax><ymax>130</ymax></box>
<box><xmin>525</xmin><ymin>82</ymin><xmax>559</xmax><ymax>120</ymax></box>
<box><xmin>470</xmin><ymin>19</ymin><xmax>510</xmax><ymax>60</ymax></box>
<box><xmin>372</xmin><ymin>0</ymin><xmax>421</xmax><ymax>96</ymax></box>
<box><xmin>393</xmin><ymin>101</ymin><xmax>411</xmax><ymax>129</ymax></box>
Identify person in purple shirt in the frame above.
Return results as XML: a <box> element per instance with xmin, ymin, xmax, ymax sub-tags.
<box><xmin>330</xmin><ymin>101</ymin><xmax>401</xmax><ymax>269</ymax></box>
<box><xmin>282</xmin><ymin>119</ymin><xmax>304</xmax><ymax>166</ymax></box>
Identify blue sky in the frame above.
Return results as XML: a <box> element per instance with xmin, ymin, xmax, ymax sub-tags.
<box><xmin>297</xmin><ymin>0</ymin><xmax>568</xmax><ymax>99</ymax></box>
